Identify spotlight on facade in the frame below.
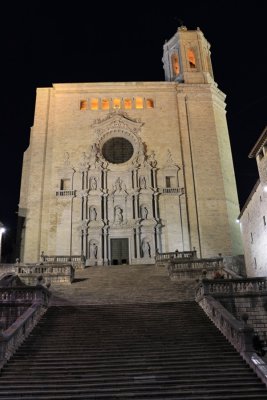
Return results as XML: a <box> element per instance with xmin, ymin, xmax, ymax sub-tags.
<box><xmin>236</xmin><ymin>219</ymin><xmax>240</xmax><ymax>223</ymax></box>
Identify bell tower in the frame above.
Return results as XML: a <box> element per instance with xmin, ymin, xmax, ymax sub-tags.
<box><xmin>162</xmin><ymin>26</ymin><xmax>214</xmax><ymax>84</ymax></box>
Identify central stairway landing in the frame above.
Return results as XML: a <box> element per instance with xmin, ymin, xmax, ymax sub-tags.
<box><xmin>51</xmin><ymin>265</ymin><xmax>196</xmax><ymax>305</ymax></box>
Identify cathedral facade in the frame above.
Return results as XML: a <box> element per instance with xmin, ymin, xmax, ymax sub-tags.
<box><xmin>18</xmin><ymin>27</ymin><xmax>242</xmax><ymax>265</ymax></box>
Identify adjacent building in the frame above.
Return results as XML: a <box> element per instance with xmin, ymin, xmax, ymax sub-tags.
<box><xmin>18</xmin><ymin>26</ymin><xmax>242</xmax><ymax>265</ymax></box>
<box><xmin>239</xmin><ymin>127</ymin><xmax>267</xmax><ymax>276</ymax></box>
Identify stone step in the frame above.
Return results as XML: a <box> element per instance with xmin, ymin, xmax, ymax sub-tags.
<box><xmin>0</xmin><ymin>386</ymin><xmax>266</xmax><ymax>399</ymax></box>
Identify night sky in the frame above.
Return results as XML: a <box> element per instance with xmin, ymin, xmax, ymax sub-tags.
<box><xmin>0</xmin><ymin>2</ymin><xmax>266</xmax><ymax>259</ymax></box>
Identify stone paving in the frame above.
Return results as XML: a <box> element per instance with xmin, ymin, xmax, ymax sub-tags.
<box><xmin>50</xmin><ymin>264</ymin><xmax>197</xmax><ymax>305</ymax></box>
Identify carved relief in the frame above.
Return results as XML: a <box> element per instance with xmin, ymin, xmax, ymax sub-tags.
<box><xmin>147</xmin><ymin>150</ymin><xmax>157</xmax><ymax>167</ymax></box>
<box><xmin>64</xmin><ymin>152</ymin><xmax>71</xmax><ymax>167</ymax></box>
<box><xmin>78</xmin><ymin>152</ymin><xmax>90</xmax><ymax>172</ymax></box>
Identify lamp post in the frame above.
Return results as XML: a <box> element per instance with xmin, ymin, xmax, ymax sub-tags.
<box><xmin>0</xmin><ymin>221</ymin><xmax>5</xmax><ymax>263</ymax></box>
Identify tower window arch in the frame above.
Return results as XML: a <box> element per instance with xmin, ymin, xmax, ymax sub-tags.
<box><xmin>171</xmin><ymin>52</ymin><xmax>180</xmax><ymax>76</ymax></box>
<box><xmin>187</xmin><ymin>48</ymin><xmax>197</xmax><ymax>69</ymax></box>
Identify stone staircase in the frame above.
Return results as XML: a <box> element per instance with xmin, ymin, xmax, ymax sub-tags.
<box><xmin>0</xmin><ymin>265</ymin><xmax>267</xmax><ymax>398</ymax></box>
<box><xmin>0</xmin><ymin>302</ymin><xmax>266</xmax><ymax>399</ymax></box>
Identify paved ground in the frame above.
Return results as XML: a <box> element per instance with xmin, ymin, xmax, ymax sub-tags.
<box><xmin>50</xmin><ymin>265</ymin><xmax>197</xmax><ymax>305</ymax></box>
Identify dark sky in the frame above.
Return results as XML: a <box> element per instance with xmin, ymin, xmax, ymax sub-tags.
<box><xmin>0</xmin><ymin>2</ymin><xmax>266</xmax><ymax>258</ymax></box>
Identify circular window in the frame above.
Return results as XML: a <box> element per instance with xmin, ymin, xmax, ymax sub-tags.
<box><xmin>102</xmin><ymin>137</ymin><xmax>134</xmax><ymax>164</ymax></box>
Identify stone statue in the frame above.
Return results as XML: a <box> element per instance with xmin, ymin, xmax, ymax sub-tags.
<box><xmin>114</xmin><ymin>206</ymin><xmax>123</xmax><ymax>224</ymax></box>
<box><xmin>89</xmin><ymin>207</ymin><xmax>97</xmax><ymax>221</ymax></box>
<box><xmin>90</xmin><ymin>241</ymin><xmax>98</xmax><ymax>259</ymax></box>
<box><xmin>114</xmin><ymin>177</ymin><xmax>123</xmax><ymax>192</ymax></box>
<box><xmin>142</xmin><ymin>240</ymin><xmax>151</xmax><ymax>258</ymax></box>
<box><xmin>147</xmin><ymin>150</ymin><xmax>157</xmax><ymax>167</ymax></box>
<box><xmin>141</xmin><ymin>206</ymin><xmax>148</xmax><ymax>219</ymax></box>
<box><xmin>139</xmin><ymin>176</ymin><xmax>146</xmax><ymax>189</ymax></box>
<box><xmin>90</xmin><ymin>177</ymin><xmax>97</xmax><ymax>190</ymax></box>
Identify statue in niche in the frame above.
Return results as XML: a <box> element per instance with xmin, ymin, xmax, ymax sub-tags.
<box><xmin>141</xmin><ymin>206</ymin><xmax>148</xmax><ymax>220</ymax></box>
<box><xmin>114</xmin><ymin>177</ymin><xmax>123</xmax><ymax>192</ymax></box>
<box><xmin>142</xmin><ymin>240</ymin><xmax>151</xmax><ymax>258</ymax></box>
<box><xmin>90</xmin><ymin>177</ymin><xmax>97</xmax><ymax>190</ymax></box>
<box><xmin>89</xmin><ymin>207</ymin><xmax>97</xmax><ymax>221</ymax></box>
<box><xmin>90</xmin><ymin>241</ymin><xmax>98</xmax><ymax>259</ymax></box>
<box><xmin>114</xmin><ymin>206</ymin><xmax>123</xmax><ymax>224</ymax></box>
<box><xmin>139</xmin><ymin>176</ymin><xmax>146</xmax><ymax>189</ymax></box>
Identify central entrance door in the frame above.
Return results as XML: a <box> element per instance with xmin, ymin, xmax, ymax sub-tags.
<box><xmin>111</xmin><ymin>238</ymin><xmax>129</xmax><ymax>265</ymax></box>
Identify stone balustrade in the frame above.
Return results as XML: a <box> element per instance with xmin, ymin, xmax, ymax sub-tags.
<box><xmin>168</xmin><ymin>257</ymin><xmax>223</xmax><ymax>280</ymax></box>
<box><xmin>196</xmin><ymin>278</ymin><xmax>267</xmax><ymax>386</ymax></box>
<box><xmin>41</xmin><ymin>255</ymin><xmax>85</xmax><ymax>269</ymax></box>
<box><xmin>0</xmin><ymin>286</ymin><xmax>50</xmax><ymax>305</ymax></box>
<box><xmin>0</xmin><ymin>285</ymin><xmax>50</xmax><ymax>368</ymax></box>
<box><xmin>197</xmin><ymin>295</ymin><xmax>254</xmax><ymax>353</ymax></box>
<box><xmin>0</xmin><ymin>264</ymin><xmax>16</xmax><ymax>277</ymax></box>
<box><xmin>155</xmin><ymin>250</ymin><xmax>197</xmax><ymax>263</ymax></box>
<box><xmin>16</xmin><ymin>264</ymin><xmax>74</xmax><ymax>285</ymax></box>
<box><xmin>196</xmin><ymin>277</ymin><xmax>267</xmax><ymax>298</ymax></box>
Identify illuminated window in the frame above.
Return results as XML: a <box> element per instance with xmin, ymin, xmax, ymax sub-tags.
<box><xmin>146</xmin><ymin>99</ymin><xmax>154</xmax><ymax>109</ymax></box>
<box><xmin>90</xmin><ymin>98</ymin><xmax>99</xmax><ymax>110</ymax></box>
<box><xmin>124</xmin><ymin>98</ymin><xmax>132</xmax><ymax>109</ymax></box>
<box><xmin>60</xmin><ymin>179</ymin><xmax>71</xmax><ymax>190</ymax></box>
<box><xmin>187</xmin><ymin>49</ymin><xmax>196</xmax><ymax>69</ymax></box>
<box><xmin>136</xmin><ymin>97</ymin><xmax>143</xmax><ymax>109</ymax></box>
<box><xmin>80</xmin><ymin>100</ymin><xmax>88</xmax><ymax>110</ymax></box>
<box><xmin>113</xmin><ymin>98</ymin><xmax>121</xmax><ymax>109</ymax></box>
<box><xmin>171</xmin><ymin>53</ymin><xmax>180</xmax><ymax>76</ymax></box>
<box><xmin>101</xmin><ymin>98</ymin><xmax>110</xmax><ymax>110</ymax></box>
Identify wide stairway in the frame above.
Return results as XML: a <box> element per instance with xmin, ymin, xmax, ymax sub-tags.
<box><xmin>0</xmin><ymin>302</ymin><xmax>266</xmax><ymax>399</ymax></box>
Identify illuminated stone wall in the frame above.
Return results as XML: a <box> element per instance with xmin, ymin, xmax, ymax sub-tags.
<box><xmin>18</xmin><ymin>28</ymin><xmax>243</xmax><ymax>264</ymax></box>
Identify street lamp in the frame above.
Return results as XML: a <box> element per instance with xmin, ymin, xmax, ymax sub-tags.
<box><xmin>0</xmin><ymin>221</ymin><xmax>6</xmax><ymax>263</ymax></box>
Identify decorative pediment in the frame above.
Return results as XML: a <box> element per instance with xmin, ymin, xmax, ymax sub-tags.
<box><xmin>93</xmin><ymin>111</ymin><xmax>144</xmax><ymax>137</ymax></box>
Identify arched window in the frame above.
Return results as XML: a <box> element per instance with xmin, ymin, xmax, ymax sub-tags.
<box><xmin>113</xmin><ymin>98</ymin><xmax>121</xmax><ymax>109</ymax></box>
<box><xmin>187</xmin><ymin>49</ymin><xmax>196</xmax><ymax>69</ymax></box>
<box><xmin>171</xmin><ymin>53</ymin><xmax>180</xmax><ymax>76</ymax></box>
<box><xmin>135</xmin><ymin>97</ymin><xmax>143</xmax><ymax>109</ymax></box>
<box><xmin>90</xmin><ymin>98</ymin><xmax>99</xmax><ymax>110</ymax></box>
<box><xmin>124</xmin><ymin>98</ymin><xmax>132</xmax><ymax>109</ymax></box>
<box><xmin>146</xmin><ymin>99</ymin><xmax>154</xmax><ymax>108</ymax></box>
<box><xmin>80</xmin><ymin>100</ymin><xmax>87</xmax><ymax>110</ymax></box>
<box><xmin>101</xmin><ymin>98</ymin><xmax>110</xmax><ymax>110</ymax></box>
